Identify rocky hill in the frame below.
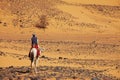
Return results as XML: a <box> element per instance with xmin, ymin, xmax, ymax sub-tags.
<box><xmin>0</xmin><ymin>0</ymin><xmax>120</xmax><ymax>34</ymax></box>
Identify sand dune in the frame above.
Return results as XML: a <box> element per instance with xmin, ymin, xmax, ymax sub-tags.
<box><xmin>62</xmin><ymin>0</ymin><xmax>120</xmax><ymax>6</ymax></box>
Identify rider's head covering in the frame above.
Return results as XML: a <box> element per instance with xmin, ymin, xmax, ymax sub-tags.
<box><xmin>32</xmin><ymin>34</ymin><xmax>35</xmax><ymax>37</ymax></box>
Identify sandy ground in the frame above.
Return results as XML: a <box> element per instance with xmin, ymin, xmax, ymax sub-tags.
<box><xmin>0</xmin><ymin>0</ymin><xmax>120</xmax><ymax>80</ymax></box>
<box><xmin>0</xmin><ymin>39</ymin><xmax>120</xmax><ymax>80</ymax></box>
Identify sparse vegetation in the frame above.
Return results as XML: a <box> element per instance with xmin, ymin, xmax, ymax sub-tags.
<box><xmin>0</xmin><ymin>21</ymin><xmax>2</xmax><ymax>24</ymax></box>
<box><xmin>83</xmin><ymin>4</ymin><xmax>120</xmax><ymax>18</ymax></box>
<box><xmin>35</xmin><ymin>15</ymin><xmax>49</xmax><ymax>30</ymax></box>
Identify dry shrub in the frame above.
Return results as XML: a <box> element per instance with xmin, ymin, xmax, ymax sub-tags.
<box><xmin>35</xmin><ymin>15</ymin><xmax>49</xmax><ymax>30</ymax></box>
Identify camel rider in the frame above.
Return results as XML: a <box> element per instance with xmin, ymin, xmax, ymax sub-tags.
<box><xmin>29</xmin><ymin>34</ymin><xmax>40</xmax><ymax>58</ymax></box>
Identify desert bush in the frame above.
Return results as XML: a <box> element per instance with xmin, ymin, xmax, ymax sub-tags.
<box><xmin>35</xmin><ymin>15</ymin><xmax>49</xmax><ymax>30</ymax></box>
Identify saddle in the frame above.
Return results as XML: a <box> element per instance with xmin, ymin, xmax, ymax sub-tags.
<box><xmin>29</xmin><ymin>44</ymin><xmax>40</xmax><ymax>58</ymax></box>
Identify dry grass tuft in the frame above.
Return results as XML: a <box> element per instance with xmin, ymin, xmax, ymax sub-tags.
<box><xmin>35</xmin><ymin>15</ymin><xmax>49</xmax><ymax>30</ymax></box>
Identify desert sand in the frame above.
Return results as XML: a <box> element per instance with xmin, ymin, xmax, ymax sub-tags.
<box><xmin>0</xmin><ymin>0</ymin><xmax>120</xmax><ymax>80</ymax></box>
